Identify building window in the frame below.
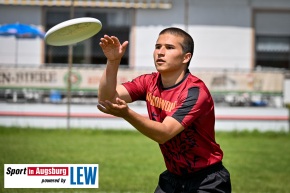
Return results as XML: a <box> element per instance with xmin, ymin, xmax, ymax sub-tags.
<box><xmin>45</xmin><ymin>8</ymin><xmax>131</xmax><ymax>66</ymax></box>
<box><xmin>254</xmin><ymin>11</ymin><xmax>290</xmax><ymax>70</ymax></box>
<box><xmin>256</xmin><ymin>36</ymin><xmax>290</xmax><ymax>69</ymax></box>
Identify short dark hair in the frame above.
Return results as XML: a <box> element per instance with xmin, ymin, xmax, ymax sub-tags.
<box><xmin>159</xmin><ymin>27</ymin><xmax>194</xmax><ymax>66</ymax></box>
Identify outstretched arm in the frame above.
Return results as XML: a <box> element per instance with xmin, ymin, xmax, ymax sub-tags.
<box><xmin>98</xmin><ymin>35</ymin><xmax>130</xmax><ymax>103</ymax></box>
<box><xmin>97</xmin><ymin>98</ymin><xmax>185</xmax><ymax>144</ymax></box>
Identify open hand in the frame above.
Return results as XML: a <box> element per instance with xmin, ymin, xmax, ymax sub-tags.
<box><xmin>97</xmin><ymin>97</ymin><xmax>129</xmax><ymax>118</ymax></box>
<box><xmin>99</xmin><ymin>35</ymin><xmax>129</xmax><ymax>62</ymax></box>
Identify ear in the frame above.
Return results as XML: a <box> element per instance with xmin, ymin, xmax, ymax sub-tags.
<box><xmin>183</xmin><ymin>53</ymin><xmax>192</xmax><ymax>64</ymax></box>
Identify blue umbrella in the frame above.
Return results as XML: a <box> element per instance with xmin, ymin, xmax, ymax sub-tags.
<box><xmin>0</xmin><ymin>23</ymin><xmax>45</xmax><ymax>65</ymax></box>
<box><xmin>0</xmin><ymin>23</ymin><xmax>44</xmax><ymax>38</ymax></box>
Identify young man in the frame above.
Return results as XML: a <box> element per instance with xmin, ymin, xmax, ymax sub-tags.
<box><xmin>97</xmin><ymin>27</ymin><xmax>231</xmax><ymax>193</ymax></box>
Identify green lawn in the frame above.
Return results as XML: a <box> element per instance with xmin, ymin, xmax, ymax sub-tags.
<box><xmin>1</xmin><ymin>127</ymin><xmax>290</xmax><ymax>193</ymax></box>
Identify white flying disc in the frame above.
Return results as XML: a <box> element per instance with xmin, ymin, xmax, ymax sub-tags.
<box><xmin>45</xmin><ymin>17</ymin><xmax>102</xmax><ymax>46</ymax></box>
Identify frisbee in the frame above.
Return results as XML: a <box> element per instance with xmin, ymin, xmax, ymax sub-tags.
<box><xmin>45</xmin><ymin>17</ymin><xmax>102</xmax><ymax>46</ymax></box>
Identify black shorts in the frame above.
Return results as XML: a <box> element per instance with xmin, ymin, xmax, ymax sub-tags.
<box><xmin>154</xmin><ymin>162</ymin><xmax>231</xmax><ymax>193</ymax></box>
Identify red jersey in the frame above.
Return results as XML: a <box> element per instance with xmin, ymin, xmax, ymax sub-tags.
<box><xmin>122</xmin><ymin>71</ymin><xmax>223</xmax><ymax>175</ymax></box>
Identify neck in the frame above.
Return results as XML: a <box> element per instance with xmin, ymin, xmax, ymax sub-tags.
<box><xmin>160</xmin><ymin>69</ymin><xmax>187</xmax><ymax>88</ymax></box>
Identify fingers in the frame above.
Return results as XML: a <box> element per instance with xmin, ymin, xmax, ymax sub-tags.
<box><xmin>97</xmin><ymin>100</ymin><xmax>112</xmax><ymax>112</ymax></box>
<box><xmin>97</xmin><ymin>99</ymin><xmax>128</xmax><ymax>117</ymax></box>
<box><xmin>97</xmin><ymin>100</ymin><xmax>117</xmax><ymax>114</ymax></box>
<box><xmin>99</xmin><ymin>35</ymin><xmax>111</xmax><ymax>47</ymax></box>
<box><xmin>99</xmin><ymin>35</ymin><xmax>128</xmax><ymax>48</ymax></box>
<box><xmin>116</xmin><ymin>97</ymin><xmax>126</xmax><ymax>105</ymax></box>
<box><xmin>121</xmin><ymin>41</ymin><xmax>129</xmax><ymax>52</ymax></box>
<box><xmin>111</xmin><ymin>36</ymin><xmax>120</xmax><ymax>45</ymax></box>
<box><xmin>99</xmin><ymin>35</ymin><xmax>116</xmax><ymax>46</ymax></box>
<box><xmin>97</xmin><ymin>101</ymin><xmax>108</xmax><ymax>113</ymax></box>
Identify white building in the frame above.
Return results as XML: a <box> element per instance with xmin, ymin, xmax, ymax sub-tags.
<box><xmin>0</xmin><ymin>0</ymin><xmax>289</xmax><ymax>71</ymax></box>
<box><xmin>0</xmin><ymin>0</ymin><xmax>289</xmax><ymax>108</ymax></box>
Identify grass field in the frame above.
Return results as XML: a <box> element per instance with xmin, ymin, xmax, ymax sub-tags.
<box><xmin>1</xmin><ymin>127</ymin><xmax>290</xmax><ymax>193</ymax></box>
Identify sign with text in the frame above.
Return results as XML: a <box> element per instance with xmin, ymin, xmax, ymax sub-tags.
<box><xmin>0</xmin><ymin>67</ymin><xmax>284</xmax><ymax>93</ymax></box>
<box><xmin>0</xmin><ymin>67</ymin><xmax>136</xmax><ymax>90</ymax></box>
<box><xmin>4</xmin><ymin>164</ymin><xmax>99</xmax><ymax>188</ymax></box>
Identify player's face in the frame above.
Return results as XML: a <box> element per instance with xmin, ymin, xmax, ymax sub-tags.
<box><xmin>154</xmin><ymin>33</ymin><xmax>188</xmax><ymax>74</ymax></box>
